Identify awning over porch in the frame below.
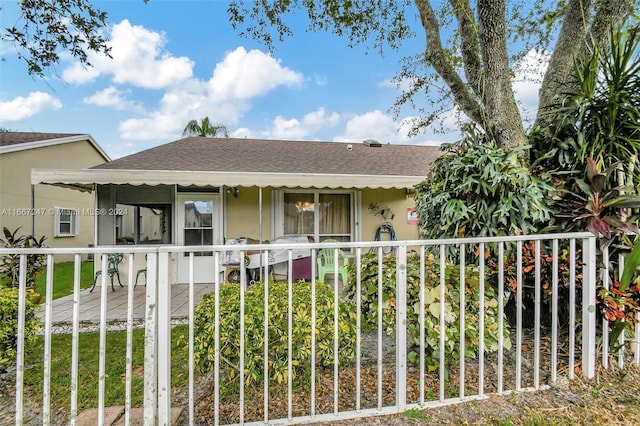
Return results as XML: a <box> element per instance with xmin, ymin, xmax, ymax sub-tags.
<box><xmin>31</xmin><ymin>168</ymin><xmax>425</xmax><ymax>191</ymax></box>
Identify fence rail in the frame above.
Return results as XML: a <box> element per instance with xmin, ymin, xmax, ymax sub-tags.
<box><xmin>2</xmin><ymin>232</ymin><xmax>638</xmax><ymax>425</ymax></box>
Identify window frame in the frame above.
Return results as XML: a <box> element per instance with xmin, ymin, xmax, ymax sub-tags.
<box><xmin>274</xmin><ymin>189</ymin><xmax>356</xmax><ymax>242</ymax></box>
<box><xmin>54</xmin><ymin>207</ymin><xmax>79</xmax><ymax>237</ymax></box>
<box><xmin>115</xmin><ymin>203</ymin><xmax>171</xmax><ymax>245</ymax></box>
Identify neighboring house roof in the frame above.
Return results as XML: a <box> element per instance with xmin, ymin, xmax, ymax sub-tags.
<box><xmin>0</xmin><ymin>132</ymin><xmax>111</xmax><ymax>162</ymax></box>
<box><xmin>32</xmin><ymin>137</ymin><xmax>444</xmax><ymax>190</ymax></box>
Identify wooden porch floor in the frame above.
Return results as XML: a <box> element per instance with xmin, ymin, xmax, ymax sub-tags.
<box><xmin>35</xmin><ymin>283</ymin><xmax>215</xmax><ymax>323</ymax></box>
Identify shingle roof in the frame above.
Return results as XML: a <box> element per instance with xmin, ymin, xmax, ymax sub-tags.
<box><xmin>0</xmin><ymin>132</ymin><xmax>111</xmax><ymax>162</ymax></box>
<box><xmin>0</xmin><ymin>132</ymin><xmax>84</xmax><ymax>147</ymax></box>
<box><xmin>93</xmin><ymin>137</ymin><xmax>442</xmax><ymax>177</ymax></box>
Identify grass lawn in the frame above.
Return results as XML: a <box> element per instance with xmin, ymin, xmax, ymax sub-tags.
<box><xmin>23</xmin><ymin>325</ymin><xmax>190</xmax><ymax>411</ymax></box>
<box><xmin>33</xmin><ymin>261</ymin><xmax>95</xmax><ymax>300</ymax></box>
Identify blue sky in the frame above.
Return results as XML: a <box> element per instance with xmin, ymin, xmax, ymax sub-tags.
<box><xmin>0</xmin><ymin>1</ymin><xmax>545</xmax><ymax>159</ymax></box>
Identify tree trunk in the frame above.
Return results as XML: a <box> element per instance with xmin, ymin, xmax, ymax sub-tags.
<box><xmin>535</xmin><ymin>0</ymin><xmax>591</xmax><ymax>129</ymax></box>
<box><xmin>535</xmin><ymin>0</ymin><xmax>634</xmax><ymax>130</ymax></box>
<box><xmin>478</xmin><ymin>0</ymin><xmax>527</xmax><ymax>151</ymax></box>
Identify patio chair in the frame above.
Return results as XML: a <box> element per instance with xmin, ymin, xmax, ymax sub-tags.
<box><xmin>134</xmin><ymin>266</ymin><xmax>147</xmax><ymax>288</ymax></box>
<box><xmin>91</xmin><ymin>253</ymin><xmax>124</xmax><ymax>292</ymax></box>
<box><xmin>134</xmin><ymin>254</ymin><xmax>147</xmax><ymax>288</ymax></box>
<box><xmin>316</xmin><ymin>242</ymin><xmax>349</xmax><ymax>284</ymax></box>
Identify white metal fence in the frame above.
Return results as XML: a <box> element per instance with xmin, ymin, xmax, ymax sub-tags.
<box><xmin>3</xmin><ymin>232</ymin><xmax>639</xmax><ymax>425</ymax></box>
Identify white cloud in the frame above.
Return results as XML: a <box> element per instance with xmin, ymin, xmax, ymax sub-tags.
<box><xmin>336</xmin><ymin>110</ymin><xmax>402</xmax><ymax>143</ymax></box>
<box><xmin>334</xmin><ymin>110</ymin><xmax>453</xmax><ymax>146</ymax></box>
<box><xmin>271</xmin><ymin>108</ymin><xmax>340</xmax><ymax>139</ymax></box>
<box><xmin>245</xmin><ymin>107</ymin><xmax>341</xmax><ymax>140</ymax></box>
<box><xmin>54</xmin><ymin>19</ymin><xmax>307</xmax><ymax>142</ymax></box>
<box><xmin>513</xmin><ymin>49</ymin><xmax>549</xmax><ymax>126</ymax></box>
<box><xmin>83</xmin><ymin>86</ymin><xmax>146</xmax><ymax>114</ymax></box>
<box><xmin>0</xmin><ymin>92</ymin><xmax>62</xmax><ymax>121</ymax></box>
<box><xmin>312</xmin><ymin>73</ymin><xmax>328</xmax><ymax>86</ymax></box>
<box><xmin>62</xmin><ymin>19</ymin><xmax>194</xmax><ymax>88</ymax></box>
<box><xmin>231</xmin><ymin>128</ymin><xmax>256</xmax><ymax>139</ymax></box>
<box><xmin>208</xmin><ymin>47</ymin><xmax>303</xmax><ymax>100</ymax></box>
<box><xmin>119</xmin><ymin>112</ymin><xmax>183</xmax><ymax>140</ymax></box>
<box><xmin>117</xmin><ymin>47</ymin><xmax>305</xmax><ymax>140</ymax></box>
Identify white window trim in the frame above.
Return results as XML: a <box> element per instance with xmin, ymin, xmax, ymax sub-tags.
<box><xmin>54</xmin><ymin>207</ymin><xmax>79</xmax><ymax>237</ymax></box>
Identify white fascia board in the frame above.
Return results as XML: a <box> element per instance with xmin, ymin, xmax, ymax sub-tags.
<box><xmin>1</xmin><ymin>134</ymin><xmax>111</xmax><ymax>162</ymax></box>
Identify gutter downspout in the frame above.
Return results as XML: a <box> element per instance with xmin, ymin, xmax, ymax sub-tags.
<box><xmin>259</xmin><ymin>187</ymin><xmax>263</xmax><ymax>281</ymax></box>
<box><xmin>259</xmin><ymin>187</ymin><xmax>263</xmax><ymax>244</ymax></box>
<box><xmin>31</xmin><ymin>184</ymin><xmax>35</xmax><ymax>236</ymax></box>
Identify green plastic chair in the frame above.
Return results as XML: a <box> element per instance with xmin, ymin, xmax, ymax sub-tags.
<box><xmin>91</xmin><ymin>253</ymin><xmax>124</xmax><ymax>292</ymax></box>
<box><xmin>316</xmin><ymin>244</ymin><xmax>349</xmax><ymax>284</ymax></box>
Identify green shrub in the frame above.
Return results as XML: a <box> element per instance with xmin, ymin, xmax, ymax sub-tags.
<box><xmin>188</xmin><ymin>280</ymin><xmax>357</xmax><ymax>388</ymax></box>
<box><xmin>344</xmin><ymin>252</ymin><xmax>511</xmax><ymax>371</ymax></box>
<box><xmin>0</xmin><ymin>287</ymin><xmax>40</xmax><ymax>371</ymax></box>
<box><xmin>414</xmin><ymin>137</ymin><xmax>552</xmax><ymax>240</ymax></box>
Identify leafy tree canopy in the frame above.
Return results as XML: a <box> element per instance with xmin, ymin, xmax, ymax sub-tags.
<box><xmin>4</xmin><ymin>1</ymin><xmax>638</xmax><ymax>153</ymax></box>
<box><xmin>227</xmin><ymin>0</ymin><xmax>638</xmax><ymax>151</ymax></box>
<box><xmin>0</xmin><ymin>0</ymin><xmax>128</xmax><ymax>77</ymax></box>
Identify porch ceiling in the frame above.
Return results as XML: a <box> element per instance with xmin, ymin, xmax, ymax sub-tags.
<box><xmin>31</xmin><ymin>169</ymin><xmax>424</xmax><ymax>191</ymax></box>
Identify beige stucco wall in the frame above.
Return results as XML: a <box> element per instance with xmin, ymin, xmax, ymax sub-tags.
<box><xmin>360</xmin><ymin>188</ymin><xmax>420</xmax><ymax>242</ymax></box>
<box><xmin>224</xmin><ymin>187</ymin><xmax>272</xmax><ymax>242</ymax></box>
<box><xmin>0</xmin><ymin>140</ymin><xmax>107</xmax><ymax>261</ymax></box>
<box><xmin>222</xmin><ymin>186</ymin><xmax>419</xmax><ymax>243</ymax></box>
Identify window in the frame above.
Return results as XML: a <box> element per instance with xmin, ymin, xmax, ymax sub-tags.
<box><xmin>115</xmin><ymin>214</ymin><xmax>124</xmax><ymax>240</ymax></box>
<box><xmin>54</xmin><ymin>208</ymin><xmax>79</xmax><ymax>237</ymax></box>
<box><xmin>183</xmin><ymin>200</ymin><xmax>214</xmax><ymax>256</ymax></box>
<box><xmin>115</xmin><ymin>204</ymin><xmax>171</xmax><ymax>245</ymax></box>
<box><xmin>282</xmin><ymin>192</ymin><xmax>352</xmax><ymax>242</ymax></box>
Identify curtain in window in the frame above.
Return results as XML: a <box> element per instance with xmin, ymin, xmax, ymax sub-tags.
<box><xmin>284</xmin><ymin>193</ymin><xmax>350</xmax><ymax>239</ymax></box>
<box><xmin>319</xmin><ymin>194</ymin><xmax>349</xmax><ymax>234</ymax></box>
<box><xmin>284</xmin><ymin>193</ymin><xmax>314</xmax><ymax>234</ymax></box>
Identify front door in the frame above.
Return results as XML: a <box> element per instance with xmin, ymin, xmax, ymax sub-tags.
<box><xmin>176</xmin><ymin>194</ymin><xmax>222</xmax><ymax>283</ymax></box>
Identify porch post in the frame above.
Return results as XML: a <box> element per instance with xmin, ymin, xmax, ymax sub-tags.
<box><xmin>259</xmin><ymin>187</ymin><xmax>263</xmax><ymax>280</ymax></box>
<box><xmin>31</xmin><ymin>184</ymin><xmax>35</xmax><ymax>235</ymax></box>
<box><xmin>396</xmin><ymin>244</ymin><xmax>407</xmax><ymax>411</ymax></box>
<box><xmin>259</xmin><ymin>187</ymin><xmax>263</xmax><ymax>244</ymax></box>
<box><xmin>144</xmin><ymin>252</ymin><xmax>158</xmax><ymax>425</ymax></box>
<box><xmin>582</xmin><ymin>236</ymin><xmax>597</xmax><ymax>379</ymax></box>
<box><xmin>157</xmin><ymin>250</ymin><xmax>172</xmax><ymax>424</ymax></box>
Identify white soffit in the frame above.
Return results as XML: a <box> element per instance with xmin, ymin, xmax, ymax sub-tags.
<box><xmin>31</xmin><ymin>169</ymin><xmax>423</xmax><ymax>191</ymax></box>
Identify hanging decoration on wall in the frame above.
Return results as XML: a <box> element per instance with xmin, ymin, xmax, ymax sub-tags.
<box><xmin>368</xmin><ymin>202</ymin><xmax>395</xmax><ymax>221</ymax></box>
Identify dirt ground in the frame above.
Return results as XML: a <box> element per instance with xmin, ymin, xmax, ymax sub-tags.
<box><xmin>3</xmin><ymin>356</ymin><xmax>640</xmax><ymax>425</ymax></box>
<box><xmin>188</xmin><ymin>355</ymin><xmax>640</xmax><ymax>425</ymax></box>
<box><xmin>317</xmin><ymin>363</ymin><xmax>640</xmax><ymax>425</ymax></box>
<box><xmin>4</xmin><ymin>328</ymin><xmax>640</xmax><ymax>425</ymax></box>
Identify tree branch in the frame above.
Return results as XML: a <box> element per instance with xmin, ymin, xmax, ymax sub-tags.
<box><xmin>581</xmin><ymin>0</ymin><xmax>635</xmax><ymax>56</ymax></box>
<box><xmin>535</xmin><ymin>0</ymin><xmax>591</xmax><ymax>129</ymax></box>
<box><xmin>449</xmin><ymin>0</ymin><xmax>483</xmax><ymax>98</ymax></box>
<box><xmin>535</xmin><ymin>0</ymin><xmax>634</xmax><ymax>130</ymax></box>
<box><xmin>414</xmin><ymin>0</ymin><xmax>484</xmax><ymax>126</ymax></box>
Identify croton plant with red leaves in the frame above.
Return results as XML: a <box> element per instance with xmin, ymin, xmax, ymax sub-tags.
<box><xmin>598</xmin><ymin>279</ymin><xmax>640</xmax><ymax>323</ymax></box>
